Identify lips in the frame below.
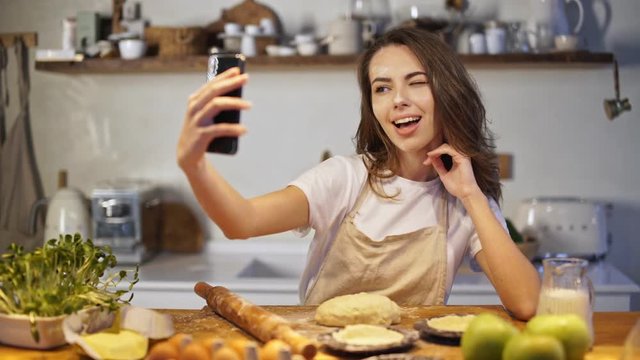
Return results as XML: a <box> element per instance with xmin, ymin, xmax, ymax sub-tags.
<box><xmin>392</xmin><ymin>116</ymin><xmax>421</xmax><ymax>136</ymax></box>
<box><xmin>393</xmin><ymin>116</ymin><xmax>421</xmax><ymax>128</ymax></box>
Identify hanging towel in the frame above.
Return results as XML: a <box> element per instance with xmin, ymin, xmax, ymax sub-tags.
<box><xmin>0</xmin><ymin>38</ymin><xmax>44</xmax><ymax>250</ymax></box>
<box><xmin>0</xmin><ymin>42</ymin><xmax>7</xmax><ymax>145</ymax></box>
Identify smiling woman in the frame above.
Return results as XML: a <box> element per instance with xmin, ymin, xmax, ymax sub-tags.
<box><xmin>177</xmin><ymin>26</ymin><xmax>540</xmax><ymax>320</ymax></box>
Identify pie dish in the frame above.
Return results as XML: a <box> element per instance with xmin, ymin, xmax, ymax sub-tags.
<box><xmin>413</xmin><ymin>314</ymin><xmax>477</xmax><ymax>345</ymax></box>
<box><xmin>362</xmin><ymin>354</ymin><xmax>443</xmax><ymax>360</ymax></box>
<box><xmin>317</xmin><ymin>325</ymin><xmax>419</xmax><ymax>355</ymax></box>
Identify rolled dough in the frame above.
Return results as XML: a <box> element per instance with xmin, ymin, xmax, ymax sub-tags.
<box><xmin>314</xmin><ymin>293</ymin><xmax>401</xmax><ymax>326</ymax></box>
<box><xmin>332</xmin><ymin>324</ymin><xmax>404</xmax><ymax>346</ymax></box>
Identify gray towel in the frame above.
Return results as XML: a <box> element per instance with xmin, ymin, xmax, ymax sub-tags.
<box><xmin>0</xmin><ymin>38</ymin><xmax>44</xmax><ymax>251</ymax></box>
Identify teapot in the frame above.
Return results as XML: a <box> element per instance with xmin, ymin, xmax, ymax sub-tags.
<box><xmin>29</xmin><ymin>170</ymin><xmax>91</xmax><ymax>242</ymax></box>
<box><xmin>537</xmin><ymin>257</ymin><xmax>594</xmax><ymax>346</ymax></box>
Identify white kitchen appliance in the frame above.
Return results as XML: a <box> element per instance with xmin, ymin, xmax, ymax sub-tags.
<box><xmin>91</xmin><ymin>179</ymin><xmax>161</xmax><ymax>264</ymax></box>
<box><xmin>514</xmin><ymin>197</ymin><xmax>611</xmax><ymax>261</ymax></box>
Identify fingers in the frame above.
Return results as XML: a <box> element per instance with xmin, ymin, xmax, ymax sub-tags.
<box><xmin>187</xmin><ymin>70</ymin><xmax>249</xmax><ymax>118</ymax></box>
<box><xmin>194</xmin><ymin>97</ymin><xmax>252</xmax><ymax>127</ymax></box>
<box><xmin>198</xmin><ymin>123</ymin><xmax>248</xmax><ymax>145</ymax></box>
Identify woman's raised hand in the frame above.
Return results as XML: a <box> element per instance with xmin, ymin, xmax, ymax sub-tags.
<box><xmin>177</xmin><ymin>67</ymin><xmax>251</xmax><ymax>171</ymax></box>
<box><xmin>423</xmin><ymin>144</ymin><xmax>482</xmax><ymax>200</ymax></box>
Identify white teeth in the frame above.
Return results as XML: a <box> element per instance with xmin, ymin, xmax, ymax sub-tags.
<box><xmin>393</xmin><ymin>116</ymin><xmax>421</xmax><ymax>125</ymax></box>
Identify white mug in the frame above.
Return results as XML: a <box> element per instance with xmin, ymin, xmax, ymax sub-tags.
<box><xmin>327</xmin><ymin>17</ymin><xmax>362</xmax><ymax>55</ymax></box>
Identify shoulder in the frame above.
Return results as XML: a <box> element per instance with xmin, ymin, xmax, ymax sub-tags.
<box><xmin>310</xmin><ymin>154</ymin><xmax>367</xmax><ymax>184</ymax></box>
<box><xmin>289</xmin><ymin>154</ymin><xmax>367</xmax><ymax>196</ymax></box>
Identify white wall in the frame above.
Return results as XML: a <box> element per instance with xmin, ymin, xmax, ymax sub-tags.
<box><xmin>1</xmin><ymin>0</ymin><xmax>639</xmax><ymax>306</ymax></box>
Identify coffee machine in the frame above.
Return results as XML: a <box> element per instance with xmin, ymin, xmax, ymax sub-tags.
<box><xmin>91</xmin><ymin>179</ymin><xmax>161</xmax><ymax>264</ymax></box>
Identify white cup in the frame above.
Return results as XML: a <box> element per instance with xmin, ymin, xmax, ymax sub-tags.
<box><xmin>260</xmin><ymin>18</ymin><xmax>276</xmax><ymax>35</ymax></box>
<box><xmin>486</xmin><ymin>27</ymin><xmax>506</xmax><ymax>54</ymax></box>
<box><xmin>244</xmin><ymin>24</ymin><xmax>261</xmax><ymax>36</ymax></box>
<box><xmin>469</xmin><ymin>33</ymin><xmax>487</xmax><ymax>54</ymax></box>
<box><xmin>224</xmin><ymin>22</ymin><xmax>242</xmax><ymax>36</ymax></box>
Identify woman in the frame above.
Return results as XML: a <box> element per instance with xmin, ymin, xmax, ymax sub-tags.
<box><xmin>177</xmin><ymin>27</ymin><xmax>540</xmax><ymax>320</ymax></box>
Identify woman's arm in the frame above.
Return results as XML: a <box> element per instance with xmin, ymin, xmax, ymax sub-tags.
<box><xmin>177</xmin><ymin>68</ymin><xmax>309</xmax><ymax>239</ymax></box>
<box><xmin>424</xmin><ymin>144</ymin><xmax>540</xmax><ymax>320</ymax></box>
<box><xmin>462</xmin><ymin>194</ymin><xmax>540</xmax><ymax>320</ymax></box>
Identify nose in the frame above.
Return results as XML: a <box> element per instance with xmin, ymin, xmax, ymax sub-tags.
<box><xmin>393</xmin><ymin>87</ymin><xmax>409</xmax><ymax>109</ymax></box>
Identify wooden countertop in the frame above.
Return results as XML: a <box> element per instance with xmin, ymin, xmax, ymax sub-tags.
<box><xmin>0</xmin><ymin>306</ymin><xmax>637</xmax><ymax>359</ymax></box>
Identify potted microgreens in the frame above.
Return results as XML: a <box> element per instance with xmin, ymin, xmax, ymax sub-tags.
<box><xmin>0</xmin><ymin>233</ymin><xmax>139</xmax><ymax>349</ymax></box>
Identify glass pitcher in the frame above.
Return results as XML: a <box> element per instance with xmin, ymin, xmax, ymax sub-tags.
<box><xmin>537</xmin><ymin>257</ymin><xmax>594</xmax><ymax>345</ymax></box>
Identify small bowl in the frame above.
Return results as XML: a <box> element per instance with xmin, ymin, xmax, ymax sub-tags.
<box><xmin>0</xmin><ymin>312</ymin><xmax>68</xmax><ymax>349</ymax></box>
<box><xmin>554</xmin><ymin>35</ymin><xmax>579</xmax><ymax>51</ymax></box>
<box><xmin>265</xmin><ymin>44</ymin><xmax>280</xmax><ymax>56</ymax></box>
<box><xmin>277</xmin><ymin>46</ymin><xmax>296</xmax><ymax>56</ymax></box>
<box><xmin>118</xmin><ymin>39</ymin><xmax>147</xmax><ymax>60</ymax></box>
<box><xmin>297</xmin><ymin>42</ymin><xmax>319</xmax><ymax>56</ymax></box>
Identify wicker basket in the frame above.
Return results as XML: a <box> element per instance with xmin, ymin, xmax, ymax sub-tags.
<box><xmin>145</xmin><ymin>26</ymin><xmax>207</xmax><ymax>57</ymax></box>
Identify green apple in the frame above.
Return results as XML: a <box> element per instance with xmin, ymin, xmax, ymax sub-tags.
<box><xmin>525</xmin><ymin>314</ymin><xmax>590</xmax><ymax>360</ymax></box>
<box><xmin>502</xmin><ymin>333</ymin><xmax>565</xmax><ymax>360</ymax></box>
<box><xmin>461</xmin><ymin>313</ymin><xmax>519</xmax><ymax>360</ymax></box>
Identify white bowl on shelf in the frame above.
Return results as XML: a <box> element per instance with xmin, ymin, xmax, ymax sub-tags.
<box><xmin>118</xmin><ymin>39</ymin><xmax>147</xmax><ymax>60</ymax></box>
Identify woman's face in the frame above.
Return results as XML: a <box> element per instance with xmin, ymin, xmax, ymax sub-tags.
<box><xmin>369</xmin><ymin>45</ymin><xmax>442</xmax><ymax>156</ymax></box>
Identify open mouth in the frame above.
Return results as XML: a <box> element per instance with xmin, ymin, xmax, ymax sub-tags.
<box><xmin>393</xmin><ymin>116</ymin><xmax>421</xmax><ymax>128</ymax></box>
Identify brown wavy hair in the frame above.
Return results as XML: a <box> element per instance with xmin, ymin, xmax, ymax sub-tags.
<box><xmin>354</xmin><ymin>27</ymin><xmax>501</xmax><ymax>202</ymax></box>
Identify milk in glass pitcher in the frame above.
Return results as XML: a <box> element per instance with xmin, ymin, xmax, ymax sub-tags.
<box><xmin>537</xmin><ymin>257</ymin><xmax>594</xmax><ymax>345</ymax></box>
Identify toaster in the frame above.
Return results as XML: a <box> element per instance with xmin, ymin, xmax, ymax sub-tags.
<box><xmin>91</xmin><ymin>179</ymin><xmax>162</xmax><ymax>264</ymax></box>
<box><xmin>514</xmin><ymin>197</ymin><xmax>611</xmax><ymax>261</ymax></box>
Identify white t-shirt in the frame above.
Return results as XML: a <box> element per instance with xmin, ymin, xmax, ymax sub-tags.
<box><xmin>289</xmin><ymin>155</ymin><xmax>507</xmax><ymax>303</ymax></box>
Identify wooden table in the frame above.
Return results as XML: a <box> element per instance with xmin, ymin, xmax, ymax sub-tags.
<box><xmin>0</xmin><ymin>306</ymin><xmax>637</xmax><ymax>359</ymax></box>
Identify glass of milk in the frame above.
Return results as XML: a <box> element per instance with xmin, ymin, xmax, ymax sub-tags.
<box><xmin>537</xmin><ymin>257</ymin><xmax>594</xmax><ymax>345</ymax></box>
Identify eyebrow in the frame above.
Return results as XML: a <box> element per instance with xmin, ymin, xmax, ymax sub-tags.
<box><xmin>371</xmin><ymin>71</ymin><xmax>428</xmax><ymax>85</ymax></box>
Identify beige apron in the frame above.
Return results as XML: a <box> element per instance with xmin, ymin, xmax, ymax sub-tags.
<box><xmin>305</xmin><ymin>182</ymin><xmax>448</xmax><ymax>306</ymax></box>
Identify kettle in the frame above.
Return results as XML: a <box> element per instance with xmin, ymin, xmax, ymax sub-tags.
<box><xmin>31</xmin><ymin>170</ymin><xmax>92</xmax><ymax>242</ymax></box>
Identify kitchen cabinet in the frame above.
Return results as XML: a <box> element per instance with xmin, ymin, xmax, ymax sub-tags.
<box><xmin>35</xmin><ymin>51</ymin><xmax>614</xmax><ymax>74</ymax></box>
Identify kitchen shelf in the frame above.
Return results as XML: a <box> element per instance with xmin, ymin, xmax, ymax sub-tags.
<box><xmin>35</xmin><ymin>51</ymin><xmax>614</xmax><ymax>74</ymax></box>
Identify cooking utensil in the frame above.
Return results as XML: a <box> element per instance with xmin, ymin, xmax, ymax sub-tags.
<box><xmin>514</xmin><ymin>197</ymin><xmax>610</xmax><ymax>261</ymax></box>
<box><xmin>33</xmin><ymin>170</ymin><xmax>92</xmax><ymax>243</ymax></box>
<box><xmin>317</xmin><ymin>326</ymin><xmax>418</xmax><ymax>356</ymax></box>
<box><xmin>194</xmin><ymin>282</ymin><xmax>318</xmax><ymax>359</ymax></box>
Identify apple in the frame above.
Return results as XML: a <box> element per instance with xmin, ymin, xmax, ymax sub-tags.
<box><xmin>461</xmin><ymin>313</ymin><xmax>519</xmax><ymax>360</ymax></box>
<box><xmin>525</xmin><ymin>314</ymin><xmax>590</xmax><ymax>360</ymax></box>
<box><xmin>503</xmin><ymin>333</ymin><xmax>565</xmax><ymax>360</ymax></box>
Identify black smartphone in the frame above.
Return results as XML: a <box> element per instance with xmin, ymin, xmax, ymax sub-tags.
<box><xmin>441</xmin><ymin>154</ymin><xmax>453</xmax><ymax>171</ymax></box>
<box><xmin>206</xmin><ymin>52</ymin><xmax>246</xmax><ymax>154</ymax></box>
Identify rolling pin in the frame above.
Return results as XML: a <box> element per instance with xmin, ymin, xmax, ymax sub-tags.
<box><xmin>194</xmin><ymin>282</ymin><xmax>318</xmax><ymax>360</ymax></box>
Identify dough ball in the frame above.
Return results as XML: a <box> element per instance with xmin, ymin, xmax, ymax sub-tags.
<box><xmin>315</xmin><ymin>292</ymin><xmax>401</xmax><ymax>326</ymax></box>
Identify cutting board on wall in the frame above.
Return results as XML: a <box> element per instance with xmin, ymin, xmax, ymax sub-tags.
<box><xmin>162</xmin><ymin>202</ymin><xmax>204</xmax><ymax>253</ymax></box>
